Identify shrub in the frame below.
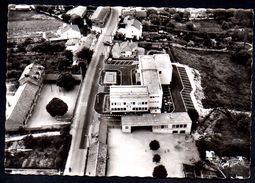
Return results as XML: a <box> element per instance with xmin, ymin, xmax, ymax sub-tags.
<box><xmin>153</xmin><ymin>154</ymin><xmax>161</xmax><ymax>163</ymax></box>
<box><xmin>186</xmin><ymin>22</ymin><xmax>195</xmax><ymax>31</ymax></box>
<box><xmin>46</xmin><ymin>98</ymin><xmax>68</xmax><ymax>117</ymax></box>
<box><xmin>57</xmin><ymin>72</ymin><xmax>76</xmax><ymax>91</ymax></box>
<box><xmin>149</xmin><ymin>140</ymin><xmax>160</xmax><ymax>151</ymax></box>
<box><xmin>6</xmin><ymin>70</ymin><xmax>22</xmax><ymax>79</ymax></box>
<box><xmin>221</xmin><ymin>21</ymin><xmax>232</xmax><ymax>30</ymax></box>
<box><xmin>70</xmin><ymin>14</ymin><xmax>84</xmax><ymax>28</ymax></box>
<box><xmin>76</xmin><ymin>47</ymin><xmax>93</xmax><ymax>62</ymax></box>
<box><xmin>152</xmin><ymin>165</ymin><xmax>168</xmax><ymax>178</ymax></box>
<box><xmin>63</xmin><ymin>50</ymin><xmax>73</xmax><ymax>61</ymax></box>
<box><xmin>231</xmin><ymin>48</ymin><xmax>251</xmax><ymax>64</ymax></box>
<box><xmin>61</xmin><ymin>13</ymin><xmax>71</xmax><ymax>23</ymax></box>
<box><xmin>23</xmin><ymin>135</ymin><xmax>37</xmax><ymax>149</ymax></box>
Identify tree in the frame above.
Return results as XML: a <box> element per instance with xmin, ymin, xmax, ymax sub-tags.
<box><xmin>61</xmin><ymin>13</ymin><xmax>71</xmax><ymax>23</ymax></box>
<box><xmin>23</xmin><ymin>135</ymin><xmax>37</xmax><ymax>149</ymax></box>
<box><xmin>86</xmin><ymin>18</ymin><xmax>92</xmax><ymax>28</ymax></box>
<box><xmin>55</xmin><ymin>157</ymin><xmax>63</xmax><ymax>169</ymax></box>
<box><xmin>231</xmin><ymin>48</ymin><xmax>251</xmax><ymax>65</ymax></box>
<box><xmin>70</xmin><ymin>14</ymin><xmax>84</xmax><ymax>28</ymax></box>
<box><xmin>152</xmin><ymin>165</ymin><xmax>168</xmax><ymax>178</ymax></box>
<box><xmin>149</xmin><ymin>140</ymin><xmax>160</xmax><ymax>151</ymax></box>
<box><xmin>76</xmin><ymin>47</ymin><xmax>93</xmax><ymax>62</ymax></box>
<box><xmin>153</xmin><ymin>154</ymin><xmax>161</xmax><ymax>163</ymax></box>
<box><xmin>57</xmin><ymin>72</ymin><xmax>76</xmax><ymax>91</ymax></box>
<box><xmin>63</xmin><ymin>50</ymin><xmax>73</xmax><ymax>61</ymax></box>
<box><xmin>186</xmin><ymin>22</ymin><xmax>195</xmax><ymax>31</ymax></box>
<box><xmin>46</xmin><ymin>98</ymin><xmax>68</xmax><ymax>117</ymax></box>
<box><xmin>149</xmin><ymin>14</ymin><xmax>160</xmax><ymax>25</ymax></box>
<box><xmin>221</xmin><ymin>21</ymin><xmax>232</xmax><ymax>30</ymax></box>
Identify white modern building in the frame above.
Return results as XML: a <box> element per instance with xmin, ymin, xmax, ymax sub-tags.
<box><xmin>138</xmin><ymin>55</ymin><xmax>163</xmax><ymax>113</ymax></box>
<box><xmin>109</xmin><ymin>54</ymin><xmax>172</xmax><ymax>113</ymax></box>
<box><xmin>110</xmin><ymin>85</ymin><xmax>149</xmax><ymax>113</ymax></box>
<box><xmin>122</xmin><ymin>112</ymin><xmax>192</xmax><ymax>134</ymax></box>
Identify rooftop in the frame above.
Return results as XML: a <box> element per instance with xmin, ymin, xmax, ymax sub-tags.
<box><xmin>66</xmin><ymin>6</ymin><xmax>87</xmax><ymax>18</ymax></box>
<box><xmin>19</xmin><ymin>63</ymin><xmax>44</xmax><ymax>86</ymax></box>
<box><xmin>122</xmin><ymin>112</ymin><xmax>192</xmax><ymax>126</ymax></box>
<box><xmin>154</xmin><ymin>54</ymin><xmax>172</xmax><ymax>70</ymax></box>
<box><xmin>110</xmin><ymin>85</ymin><xmax>149</xmax><ymax>99</ymax></box>
<box><xmin>90</xmin><ymin>6</ymin><xmax>110</xmax><ymax>21</ymax></box>
<box><xmin>138</xmin><ymin>55</ymin><xmax>162</xmax><ymax>95</ymax></box>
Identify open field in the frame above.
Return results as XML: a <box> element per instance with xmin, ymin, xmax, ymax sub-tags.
<box><xmin>107</xmin><ymin>129</ymin><xmax>200</xmax><ymax>178</ymax></box>
<box><xmin>27</xmin><ymin>84</ymin><xmax>79</xmax><ymax>129</ymax></box>
<box><xmin>172</xmin><ymin>47</ymin><xmax>251</xmax><ymax>111</ymax></box>
<box><xmin>8</xmin><ymin>10</ymin><xmax>63</xmax><ymax>37</ymax></box>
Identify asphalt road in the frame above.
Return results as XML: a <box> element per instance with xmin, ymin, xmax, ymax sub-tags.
<box><xmin>64</xmin><ymin>8</ymin><xmax>120</xmax><ymax>176</ymax></box>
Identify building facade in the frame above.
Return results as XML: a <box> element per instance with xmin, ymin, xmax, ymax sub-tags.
<box><xmin>121</xmin><ymin>112</ymin><xmax>192</xmax><ymax>134</ymax></box>
<box><xmin>110</xmin><ymin>85</ymin><xmax>149</xmax><ymax>113</ymax></box>
<box><xmin>109</xmin><ymin>54</ymin><xmax>172</xmax><ymax>114</ymax></box>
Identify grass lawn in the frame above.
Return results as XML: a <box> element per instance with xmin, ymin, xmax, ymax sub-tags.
<box><xmin>8</xmin><ymin>10</ymin><xmax>63</xmax><ymax>37</ymax></box>
<box><xmin>107</xmin><ymin>129</ymin><xmax>200</xmax><ymax>178</ymax></box>
<box><xmin>172</xmin><ymin>47</ymin><xmax>251</xmax><ymax>111</ymax></box>
<box><xmin>27</xmin><ymin>84</ymin><xmax>79</xmax><ymax>129</ymax></box>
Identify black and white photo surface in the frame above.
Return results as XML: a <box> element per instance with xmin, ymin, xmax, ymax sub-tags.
<box><xmin>5</xmin><ymin>4</ymin><xmax>252</xmax><ymax>179</ymax></box>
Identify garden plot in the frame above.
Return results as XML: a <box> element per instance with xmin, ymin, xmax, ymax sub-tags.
<box><xmin>107</xmin><ymin>129</ymin><xmax>200</xmax><ymax>178</ymax></box>
<box><xmin>27</xmin><ymin>84</ymin><xmax>79</xmax><ymax>129</ymax></box>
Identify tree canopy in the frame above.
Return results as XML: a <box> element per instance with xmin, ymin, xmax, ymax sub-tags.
<box><xmin>57</xmin><ymin>72</ymin><xmax>76</xmax><ymax>91</ymax></box>
<box><xmin>152</xmin><ymin>165</ymin><xmax>168</xmax><ymax>178</ymax></box>
<box><xmin>46</xmin><ymin>98</ymin><xmax>68</xmax><ymax>117</ymax></box>
<box><xmin>149</xmin><ymin>140</ymin><xmax>160</xmax><ymax>151</ymax></box>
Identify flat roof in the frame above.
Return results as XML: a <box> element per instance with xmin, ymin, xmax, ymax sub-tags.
<box><xmin>139</xmin><ymin>55</ymin><xmax>157</xmax><ymax>70</ymax></box>
<box><xmin>110</xmin><ymin>85</ymin><xmax>149</xmax><ymax>99</ymax></box>
<box><xmin>104</xmin><ymin>72</ymin><xmax>117</xmax><ymax>84</ymax></box>
<box><xmin>139</xmin><ymin>55</ymin><xmax>162</xmax><ymax>95</ymax></box>
<box><xmin>122</xmin><ymin>112</ymin><xmax>192</xmax><ymax>126</ymax></box>
<box><xmin>154</xmin><ymin>54</ymin><xmax>172</xmax><ymax>70</ymax></box>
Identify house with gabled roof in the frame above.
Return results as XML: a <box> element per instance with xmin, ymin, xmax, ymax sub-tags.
<box><xmin>66</xmin><ymin>6</ymin><xmax>87</xmax><ymax>18</ymax></box>
<box><xmin>57</xmin><ymin>24</ymin><xmax>81</xmax><ymax>39</ymax></box>
<box><xmin>117</xmin><ymin>16</ymin><xmax>143</xmax><ymax>40</ymax></box>
<box><xmin>90</xmin><ymin>6</ymin><xmax>110</xmax><ymax>28</ymax></box>
<box><xmin>111</xmin><ymin>41</ymin><xmax>138</xmax><ymax>59</ymax></box>
<box><xmin>6</xmin><ymin>63</ymin><xmax>45</xmax><ymax>132</ymax></box>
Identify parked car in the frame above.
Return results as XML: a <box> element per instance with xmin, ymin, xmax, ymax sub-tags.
<box><xmin>103</xmin><ymin>41</ymin><xmax>113</xmax><ymax>46</ymax></box>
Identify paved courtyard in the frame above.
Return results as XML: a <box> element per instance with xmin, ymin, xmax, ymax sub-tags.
<box><xmin>107</xmin><ymin>129</ymin><xmax>200</xmax><ymax>178</ymax></box>
<box><xmin>27</xmin><ymin>84</ymin><xmax>79</xmax><ymax>129</ymax></box>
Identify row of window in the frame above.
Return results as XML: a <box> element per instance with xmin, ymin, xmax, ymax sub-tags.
<box><xmin>150</xmin><ymin>96</ymin><xmax>159</xmax><ymax>98</ymax></box>
<box><xmin>150</xmin><ymin>101</ymin><xmax>160</xmax><ymax>103</ymax></box>
<box><xmin>111</xmin><ymin>101</ymin><xmax>148</xmax><ymax>106</ymax></box>
<box><xmin>111</xmin><ymin>108</ymin><xmax>126</xmax><ymax>111</ymax></box>
<box><xmin>132</xmin><ymin>107</ymin><xmax>148</xmax><ymax>111</ymax></box>
<box><xmin>172</xmin><ymin>124</ymin><xmax>187</xmax><ymax>128</ymax></box>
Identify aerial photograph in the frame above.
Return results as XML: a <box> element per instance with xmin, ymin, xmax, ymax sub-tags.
<box><xmin>5</xmin><ymin>4</ymin><xmax>252</xmax><ymax>179</ymax></box>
